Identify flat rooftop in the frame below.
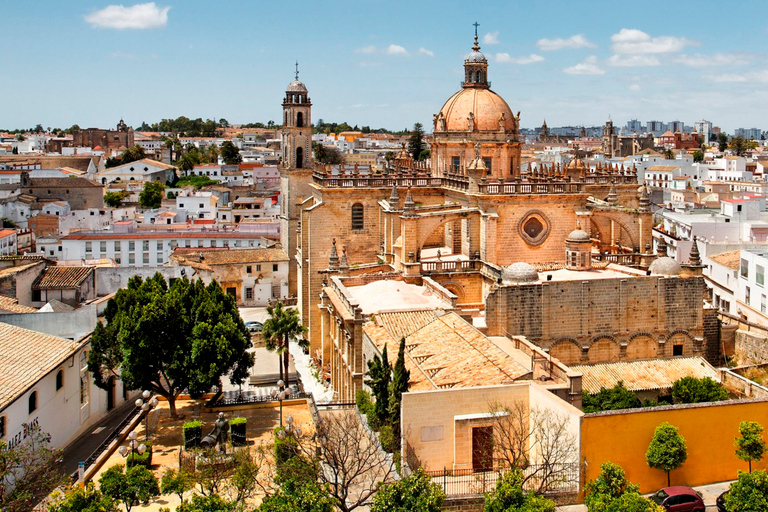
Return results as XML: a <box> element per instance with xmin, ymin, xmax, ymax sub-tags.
<box><xmin>346</xmin><ymin>279</ymin><xmax>451</xmax><ymax>314</ymax></box>
<box><xmin>540</xmin><ymin>267</ymin><xmax>637</xmax><ymax>282</ymax></box>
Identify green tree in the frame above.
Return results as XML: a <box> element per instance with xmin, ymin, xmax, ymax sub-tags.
<box><xmin>693</xmin><ymin>150</ymin><xmax>704</xmax><ymax>163</ymax></box>
<box><xmin>220</xmin><ymin>141</ymin><xmax>242</xmax><ymax>165</ymax></box>
<box><xmin>364</xmin><ymin>344</ymin><xmax>391</xmax><ymax>428</ymax></box>
<box><xmin>47</xmin><ymin>483</ymin><xmax>116</xmax><ymax>512</ymax></box>
<box><xmin>408</xmin><ymin>123</ymin><xmax>425</xmax><ymax>161</ymax></box>
<box><xmin>262</xmin><ymin>301</ymin><xmax>307</xmax><ymax>386</ymax></box>
<box><xmin>729</xmin><ymin>136</ymin><xmax>752</xmax><ymax>157</ymax></box>
<box><xmin>735</xmin><ymin>421</ymin><xmax>766</xmax><ymax>473</ymax></box>
<box><xmin>663</xmin><ymin>148</ymin><xmax>675</xmax><ymax>160</ymax></box>
<box><xmin>139</xmin><ymin>181</ymin><xmax>165</xmax><ymax>209</ymax></box>
<box><xmin>645</xmin><ymin>422</ymin><xmax>687</xmax><ymax>486</ymax></box>
<box><xmin>88</xmin><ymin>274</ymin><xmax>254</xmax><ymax>417</ymax></box>
<box><xmin>388</xmin><ymin>337</ymin><xmax>411</xmax><ymax>441</ymax></box>
<box><xmin>718</xmin><ymin>132</ymin><xmax>729</xmax><ymax>152</ymax></box>
<box><xmin>371</xmin><ymin>468</ymin><xmax>445</xmax><ymax>512</ymax></box>
<box><xmin>259</xmin><ymin>481</ymin><xmax>335</xmax><ymax>512</ymax></box>
<box><xmin>724</xmin><ymin>469</ymin><xmax>768</xmax><ymax>512</ymax></box>
<box><xmin>160</xmin><ymin>468</ymin><xmax>195</xmax><ymax>503</ymax></box>
<box><xmin>177</xmin><ymin>152</ymin><xmax>201</xmax><ymax>175</ymax></box>
<box><xmin>103</xmin><ymin>191</ymin><xmax>129</xmax><ymax>208</ymax></box>
<box><xmin>176</xmin><ymin>493</ymin><xmax>235</xmax><ymax>512</ymax></box>
<box><xmin>484</xmin><ymin>470</ymin><xmax>556</xmax><ymax>512</ymax></box>
<box><xmin>0</xmin><ymin>424</ymin><xmax>64</xmax><ymax>512</ymax></box>
<box><xmin>583</xmin><ymin>461</ymin><xmax>662</xmax><ymax>512</ymax></box>
<box><xmin>312</xmin><ymin>141</ymin><xmax>344</xmax><ymax>165</ymax></box>
<box><xmin>582</xmin><ymin>382</ymin><xmax>641</xmax><ymax>413</ymax></box>
<box><xmin>671</xmin><ymin>376</ymin><xmax>728</xmax><ymax>404</ymax></box>
<box><xmin>418</xmin><ymin>149</ymin><xmax>431</xmax><ymax>161</ymax></box>
<box><xmin>98</xmin><ymin>464</ymin><xmax>159</xmax><ymax>512</ymax></box>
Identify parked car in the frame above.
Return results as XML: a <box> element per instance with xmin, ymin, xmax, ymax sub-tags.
<box><xmin>716</xmin><ymin>488</ymin><xmax>730</xmax><ymax>512</ymax></box>
<box><xmin>650</xmin><ymin>486</ymin><xmax>705</xmax><ymax>512</ymax></box>
<box><xmin>245</xmin><ymin>321</ymin><xmax>263</xmax><ymax>333</ymax></box>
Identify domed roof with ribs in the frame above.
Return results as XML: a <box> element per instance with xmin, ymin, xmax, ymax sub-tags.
<box><xmin>438</xmin><ymin>88</ymin><xmax>515</xmax><ymax>132</ymax></box>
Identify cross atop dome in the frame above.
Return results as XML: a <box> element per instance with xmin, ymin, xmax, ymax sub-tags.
<box><xmin>472</xmin><ymin>22</ymin><xmax>481</xmax><ymax>51</ymax></box>
<box><xmin>295</xmin><ymin>61</ymin><xmax>299</xmax><ymax>81</ymax></box>
<box><xmin>464</xmin><ymin>22</ymin><xmax>488</xmax><ymax>88</ymax></box>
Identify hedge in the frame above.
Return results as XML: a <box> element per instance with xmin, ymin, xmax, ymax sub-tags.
<box><xmin>231</xmin><ymin>417</ymin><xmax>247</xmax><ymax>447</ymax></box>
<box><xmin>183</xmin><ymin>421</ymin><xmax>202</xmax><ymax>450</ymax></box>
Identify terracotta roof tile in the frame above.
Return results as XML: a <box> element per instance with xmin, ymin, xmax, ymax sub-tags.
<box><xmin>32</xmin><ymin>266</ymin><xmax>93</xmax><ymax>290</ymax></box>
<box><xmin>0</xmin><ymin>295</ymin><xmax>37</xmax><ymax>313</ymax></box>
<box><xmin>0</xmin><ymin>322</ymin><xmax>83</xmax><ymax>411</ymax></box>
<box><xmin>170</xmin><ymin>247</ymin><xmax>288</xmax><ymax>265</ymax></box>
<box><xmin>709</xmin><ymin>250</ymin><xmax>741</xmax><ymax>270</ymax></box>
<box><xmin>572</xmin><ymin>356</ymin><xmax>719</xmax><ymax>394</ymax></box>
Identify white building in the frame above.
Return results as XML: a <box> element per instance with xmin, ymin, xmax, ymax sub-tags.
<box><xmin>0</xmin><ymin>323</ymin><xmax>132</xmax><ymax>451</ymax></box>
<box><xmin>176</xmin><ymin>191</ymin><xmax>218</xmax><ymax>221</ymax></box>
<box><xmin>97</xmin><ymin>158</ymin><xmax>177</xmax><ymax>185</ymax></box>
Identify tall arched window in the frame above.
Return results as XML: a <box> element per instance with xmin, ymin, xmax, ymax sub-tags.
<box><xmin>55</xmin><ymin>369</ymin><xmax>63</xmax><ymax>391</ymax></box>
<box><xmin>296</xmin><ymin>147</ymin><xmax>304</xmax><ymax>168</ymax></box>
<box><xmin>29</xmin><ymin>391</ymin><xmax>37</xmax><ymax>414</ymax></box>
<box><xmin>297</xmin><ymin>112</ymin><xmax>304</xmax><ymax>128</ymax></box>
<box><xmin>351</xmin><ymin>203</ymin><xmax>364</xmax><ymax>230</ymax></box>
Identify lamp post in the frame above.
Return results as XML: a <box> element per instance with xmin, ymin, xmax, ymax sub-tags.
<box><xmin>273</xmin><ymin>380</ymin><xmax>291</xmax><ymax>427</ymax></box>
<box><xmin>276</xmin><ymin>414</ymin><xmax>302</xmax><ymax>440</ymax></box>
<box><xmin>117</xmin><ymin>430</ymin><xmax>146</xmax><ymax>461</ymax></box>
<box><xmin>135</xmin><ymin>390</ymin><xmax>159</xmax><ymax>442</ymax></box>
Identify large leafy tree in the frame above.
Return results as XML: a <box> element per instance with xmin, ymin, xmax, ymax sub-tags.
<box><xmin>0</xmin><ymin>424</ymin><xmax>64</xmax><ymax>512</ymax></box>
<box><xmin>88</xmin><ymin>274</ymin><xmax>254</xmax><ymax>417</ymax></box>
<box><xmin>645</xmin><ymin>422</ymin><xmax>688</xmax><ymax>487</ymax></box>
<box><xmin>388</xmin><ymin>337</ymin><xmax>411</xmax><ymax>440</ymax></box>
<box><xmin>98</xmin><ymin>464</ymin><xmax>159</xmax><ymax>512</ymax></box>
<box><xmin>583</xmin><ymin>462</ymin><xmax>661</xmax><ymax>512</ymax></box>
<box><xmin>220</xmin><ymin>141</ymin><xmax>242</xmax><ymax>165</ymax></box>
<box><xmin>671</xmin><ymin>376</ymin><xmax>728</xmax><ymax>404</ymax></box>
<box><xmin>484</xmin><ymin>470</ymin><xmax>556</xmax><ymax>512</ymax></box>
<box><xmin>724</xmin><ymin>469</ymin><xmax>768</xmax><ymax>512</ymax></box>
<box><xmin>582</xmin><ymin>382</ymin><xmax>640</xmax><ymax>413</ymax></box>
<box><xmin>364</xmin><ymin>344</ymin><xmax>391</xmax><ymax>428</ymax></box>
<box><xmin>371</xmin><ymin>468</ymin><xmax>444</xmax><ymax>512</ymax></box>
<box><xmin>735</xmin><ymin>421</ymin><xmax>766</xmax><ymax>473</ymax></box>
<box><xmin>138</xmin><ymin>181</ymin><xmax>165</xmax><ymax>209</ymax></box>
<box><xmin>47</xmin><ymin>483</ymin><xmax>116</xmax><ymax>512</ymax></box>
<box><xmin>262</xmin><ymin>301</ymin><xmax>307</xmax><ymax>386</ymax></box>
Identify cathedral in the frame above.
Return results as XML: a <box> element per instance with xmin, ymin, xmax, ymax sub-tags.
<box><xmin>279</xmin><ymin>30</ymin><xmax>709</xmax><ymax>401</ymax></box>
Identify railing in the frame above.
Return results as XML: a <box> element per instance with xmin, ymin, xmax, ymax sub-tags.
<box><xmin>478</xmin><ymin>181</ymin><xmax>586</xmax><ymax>195</ymax></box>
<box><xmin>206</xmin><ymin>388</ymin><xmax>308</xmax><ymax>407</ymax></box>
<box><xmin>425</xmin><ymin>463</ymin><xmax>579</xmax><ymax>497</ymax></box>
<box><xmin>592</xmin><ymin>252</ymin><xmax>641</xmax><ymax>265</ymax></box>
<box><xmin>421</xmin><ymin>260</ymin><xmax>480</xmax><ymax>273</ymax></box>
<box><xmin>312</xmin><ymin>173</ymin><xmax>442</xmax><ymax>189</ymax></box>
<box><xmin>70</xmin><ymin>405</ymin><xmax>144</xmax><ymax>484</ymax></box>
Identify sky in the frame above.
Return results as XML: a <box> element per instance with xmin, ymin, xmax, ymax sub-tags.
<box><xmin>2</xmin><ymin>0</ymin><xmax>768</xmax><ymax>133</ymax></box>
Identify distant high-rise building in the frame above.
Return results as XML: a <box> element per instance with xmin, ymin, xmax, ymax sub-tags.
<box><xmin>668</xmin><ymin>120</ymin><xmax>684</xmax><ymax>133</ymax></box>
<box><xmin>694</xmin><ymin>120</ymin><xmax>713</xmax><ymax>144</ymax></box>
<box><xmin>735</xmin><ymin>128</ymin><xmax>762</xmax><ymax>140</ymax></box>
<box><xmin>625</xmin><ymin>119</ymin><xmax>644</xmax><ymax>133</ymax></box>
<box><xmin>646</xmin><ymin>120</ymin><xmax>666</xmax><ymax>136</ymax></box>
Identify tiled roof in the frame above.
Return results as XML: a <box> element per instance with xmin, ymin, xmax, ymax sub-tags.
<box><xmin>32</xmin><ymin>266</ymin><xmax>93</xmax><ymax>290</ymax></box>
<box><xmin>0</xmin><ymin>295</ymin><xmax>37</xmax><ymax>313</ymax></box>
<box><xmin>376</xmin><ymin>310</ymin><xmax>438</xmax><ymax>342</ymax></box>
<box><xmin>0</xmin><ymin>261</ymin><xmax>44</xmax><ymax>279</ymax></box>
<box><xmin>572</xmin><ymin>356</ymin><xmax>719</xmax><ymax>394</ymax></box>
<box><xmin>170</xmin><ymin>247</ymin><xmax>288</xmax><ymax>265</ymax></box>
<box><xmin>365</xmin><ymin>311</ymin><xmax>530</xmax><ymax>391</ymax></box>
<box><xmin>647</xmin><ymin>165</ymin><xmax>679</xmax><ymax>171</ymax></box>
<box><xmin>30</xmin><ymin>177</ymin><xmax>101</xmax><ymax>188</ymax></box>
<box><xmin>709</xmin><ymin>250</ymin><xmax>741</xmax><ymax>270</ymax></box>
<box><xmin>0</xmin><ymin>322</ymin><xmax>82</xmax><ymax>411</ymax></box>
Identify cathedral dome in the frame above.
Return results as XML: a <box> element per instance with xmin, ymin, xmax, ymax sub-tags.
<box><xmin>465</xmin><ymin>49</ymin><xmax>487</xmax><ymax>63</ymax></box>
<box><xmin>501</xmin><ymin>262</ymin><xmax>539</xmax><ymax>284</ymax></box>
<box><xmin>286</xmin><ymin>80</ymin><xmax>307</xmax><ymax>93</ymax></box>
<box><xmin>648</xmin><ymin>257</ymin><xmax>682</xmax><ymax>276</ymax></box>
<box><xmin>438</xmin><ymin>88</ymin><xmax>515</xmax><ymax>132</ymax></box>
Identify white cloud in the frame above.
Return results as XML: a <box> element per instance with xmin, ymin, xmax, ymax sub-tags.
<box><xmin>355</xmin><ymin>45</ymin><xmax>376</xmax><ymax>54</ymax></box>
<box><xmin>483</xmin><ymin>31</ymin><xmax>499</xmax><ymax>45</ymax></box>
<box><xmin>629</xmin><ymin>84</ymin><xmax>641</xmax><ymax>91</ymax></box>
<box><xmin>85</xmin><ymin>2</ymin><xmax>170</xmax><ymax>29</ymax></box>
<box><xmin>387</xmin><ymin>44</ymin><xmax>408</xmax><ymax>56</ymax></box>
<box><xmin>611</xmin><ymin>28</ymin><xmax>695</xmax><ymax>54</ymax></box>
<box><xmin>536</xmin><ymin>34</ymin><xmax>595</xmax><ymax>51</ymax></box>
<box><xmin>674</xmin><ymin>53</ymin><xmax>750</xmax><ymax>67</ymax></box>
<box><xmin>563</xmin><ymin>55</ymin><xmax>605</xmax><ymax>75</ymax></box>
<box><xmin>495</xmin><ymin>53</ymin><xmax>544</xmax><ymax>65</ymax></box>
<box><xmin>418</xmin><ymin>47</ymin><xmax>434</xmax><ymax>57</ymax></box>
<box><xmin>607</xmin><ymin>54</ymin><xmax>660</xmax><ymax>67</ymax></box>
<box><xmin>705</xmin><ymin>70</ymin><xmax>768</xmax><ymax>83</ymax></box>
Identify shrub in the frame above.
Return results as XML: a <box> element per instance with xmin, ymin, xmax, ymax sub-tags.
<box><xmin>379</xmin><ymin>424</ymin><xmax>397</xmax><ymax>453</ymax></box>
<box><xmin>582</xmin><ymin>382</ymin><xmax>641</xmax><ymax>413</ymax></box>
<box><xmin>183</xmin><ymin>420</ymin><xmax>202</xmax><ymax>449</ymax></box>
<box><xmin>230</xmin><ymin>417</ymin><xmax>247</xmax><ymax>447</ymax></box>
<box><xmin>356</xmin><ymin>389</ymin><xmax>374</xmax><ymax>417</ymax></box>
<box><xmin>671</xmin><ymin>376</ymin><xmax>728</xmax><ymax>404</ymax></box>
<box><xmin>126</xmin><ymin>441</ymin><xmax>152</xmax><ymax>468</ymax></box>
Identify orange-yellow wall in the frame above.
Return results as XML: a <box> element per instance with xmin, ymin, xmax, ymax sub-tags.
<box><xmin>582</xmin><ymin>400</ymin><xmax>768</xmax><ymax>493</ymax></box>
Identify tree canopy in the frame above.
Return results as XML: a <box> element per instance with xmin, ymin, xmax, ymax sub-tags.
<box><xmin>484</xmin><ymin>470</ymin><xmax>556</xmax><ymax>512</ymax></box>
<box><xmin>408</xmin><ymin>123</ymin><xmax>425</xmax><ymax>161</ymax></box>
<box><xmin>312</xmin><ymin>142</ymin><xmax>345</xmax><ymax>165</ymax></box>
<box><xmin>138</xmin><ymin>181</ymin><xmax>165</xmax><ymax>209</ymax></box>
<box><xmin>87</xmin><ymin>274</ymin><xmax>254</xmax><ymax>417</ymax></box>
<box><xmin>735</xmin><ymin>421</ymin><xmax>766</xmax><ymax>473</ymax></box>
<box><xmin>724</xmin><ymin>469</ymin><xmax>768</xmax><ymax>512</ymax></box>
<box><xmin>98</xmin><ymin>464</ymin><xmax>159</xmax><ymax>512</ymax></box>
<box><xmin>262</xmin><ymin>301</ymin><xmax>307</xmax><ymax>387</ymax></box>
<box><xmin>582</xmin><ymin>382</ymin><xmax>641</xmax><ymax>413</ymax></box>
<box><xmin>371</xmin><ymin>468</ymin><xmax>445</xmax><ymax>512</ymax></box>
<box><xmin>138</xmin><ymin>117</ymin><xmax>224</xmax><ymax>137</ymax></box>
<box><xmin>106</xmin><ymin>145</ymin><xmax>146</xmax><ymax>168</ymax></box>
<box><xmin>388</xmin><ymin>337</ymin><xmax>410</xmax><ymax>441</ymax></box>
<box><xmin>364</xmin><ymin>344</ymin><xmax>390</xmax><ymax>429</ymax></box>
<box><xmin>583</xmin><ymin>461</ymin><xmax>662</xmax><ymax>512</ymax></box>
<box><xmin>671</xmin><ymin>376</ymin><xmax>728</xmax><ymax>404</ymax></box>
<box><xmin>645</xmin><ymin>422</ymin><xmax>687</xmax><ymax>486</ymax></box>
<box><xmin>220</xmin><ymin>141</ymin><xmax>242</xmax><ymax>165</ymax></box>
<box><xmin>103</xmin><ymin>191</ymin><xmax>130</xmax><ymax>208</ymax></box>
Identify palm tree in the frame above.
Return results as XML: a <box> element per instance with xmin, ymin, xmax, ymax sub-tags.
<box><xmin>262</xmin><ymin>302</ymin><xmax>307</xmax><ymax>386</ymax></box>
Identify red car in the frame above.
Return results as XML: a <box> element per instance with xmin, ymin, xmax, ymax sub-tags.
<box><xmin>650</xmin><ymin>486</ymin><xmax>705</xmax><ymax>512</ymax></box>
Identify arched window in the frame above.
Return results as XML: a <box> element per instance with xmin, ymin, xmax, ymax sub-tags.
<box><xmin>296</xmin><ymin>147</ymin><xmax>304</xmax><ymax>168</ymax></box>
<box><xmin>284</xmin><ymin>111</ymin><xmax>288</xmax><ymax>125</ymax></box>
<box><xmin>476</xmin><ymin>71</ymin><xmax>481</xmax><ymax>82</ymax></box>
<box><xmin>351</xmin><ymin>203</ymin><xmax>364</xmax><ymax>230</ymax></box>
<box><xmin>297</xmin><ymin>112</ymin><xmax>304</xmax><ymax>128</ymax></box>
<box><xmin>29</xmin><ymin>391</ymin><xmax>37</xmax><ymax>414</ymax></box>
<box><xmin>55</xmin><ymin>369</ymin><xmax>63</xmax><ymax>391</ymax></box>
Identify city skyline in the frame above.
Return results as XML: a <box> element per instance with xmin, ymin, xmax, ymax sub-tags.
<box><xmin>2</xmin><ymin>0</ymin><xmax>768</xmax><ymax>132</ymax></box>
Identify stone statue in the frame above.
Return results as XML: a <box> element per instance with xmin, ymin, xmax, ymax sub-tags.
<box><xmin>467</xmin><ymin>112</ymin><xmax>475</xmax><ymax>132</ymax></box>
<box><xmin>438</xmin><ymin>112</ymin><xmax>446</xmax><ymax>132</ymax></box>
<box><xmin>474</xmin><ymin>141</ymin><xmax>482</xmax><ymax>161</ymax></box>
<box><xmin>201</xmin><ymin>412</ymin><xmax>230</xmax><ymax>452</ymax></box>
<box><xmin>498</xmin><ymin>112</ymin><xmax>506</xmax><ymax>132</ymax></box>
<box><xmin>433</xmin><ymin>113</ymin><xmax>439</xmax><ymax>131</ymax></box>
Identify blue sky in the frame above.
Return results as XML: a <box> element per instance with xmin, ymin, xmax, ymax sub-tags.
<box><xmin>2</xmin><ymin>0</ymin><xmax>767</xmax><ymax>132</ymax></box>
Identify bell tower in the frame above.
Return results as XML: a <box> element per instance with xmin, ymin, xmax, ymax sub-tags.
<box><xmin>281</xmin><ymin>63</ymin><xmax>312</xmax><ymax>169</ymax></box>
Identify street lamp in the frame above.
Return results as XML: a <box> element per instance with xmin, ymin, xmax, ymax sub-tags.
<box><xmin>117</xmin><ymin>430</ymin><xmax>146</xmax><ymax>461</ymax></box>
<box><xmin>135</xmin><ymin>390</ymin><xmax>159</xmax><ymax>442</ymax></box>
<box><xmin>273</xmin><ymin>380</ymin><xmax>291</xmax><ymax>427</ymax></box>
<box><xmin>276</xmin><ymin>414</ymin><xmax>302</xmax><ymax>440</ymax></box>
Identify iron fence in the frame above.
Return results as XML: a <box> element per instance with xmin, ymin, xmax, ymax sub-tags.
<box><xmin>425</xmin><ymin>463</ymin><xmax>579</xmax><ymax>497</ymax></box>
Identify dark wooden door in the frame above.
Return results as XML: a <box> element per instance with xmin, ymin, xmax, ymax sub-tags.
<box><xmin>472</xmin><ymin>426</ymin><xmax>493</xmax><ymax>471</ymax></box>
